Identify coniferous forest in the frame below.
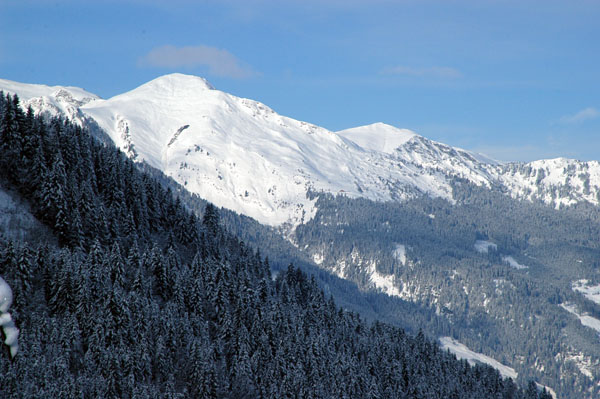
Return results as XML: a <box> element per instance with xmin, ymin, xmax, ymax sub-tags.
<box><xmin>0</xmin><ymin>92</ymin><xmax>553</xmax><ymax>398</ymax></box>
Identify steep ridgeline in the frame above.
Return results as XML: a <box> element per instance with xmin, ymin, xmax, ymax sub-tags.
<box><xmin>2</xmin><ymin>74</ymin><xmax>599</xmax><ymax>230</ymax></box>
<box><xmin>0</xmin><ymin>93</ymin><xmax>554</xmax><ymax>398</ymax></box>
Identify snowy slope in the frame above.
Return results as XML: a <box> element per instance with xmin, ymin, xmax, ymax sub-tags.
<box><xmin>75</xmin><ymin>74</ymin><xmax>477</xmax><ymax>226</ymax></box>
<box><xmin>440</xmin><ymin>337</ymin><xmax>518</xmax><ymax>379</ymax></box>
<box><xmin>2</xmin><ymin>73</ymin><xmax>600</xmax><ymax>226</ymax></box>
<box><xmin>337</xmin><ymin>123</ymin><xmax>501</xmax><ymax>189</ymax></box>
<box><xmin>498</xmin><ymin>158</ymin><xmax>600</xmax><ymax>208</ymax></box>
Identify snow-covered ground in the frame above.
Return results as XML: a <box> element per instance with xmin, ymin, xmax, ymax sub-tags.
<box><xmin>560</xmin><ymin>303</ymin><xmax>600</xmax><ymax>334</ymax></box>
<box><xmin>368</xmin><ymin>261</ymin><xmax>400</xmax><ymax>297</ymax></box>
<box><xmin>502</xmin><ymin>256</ymin><xmax>528</xmax><ymax>270</ymax></box>
<box><xmin>439</xmin><ymin>336</ymin><xmax>518</xmax><ymax>380</ymax></box>
<box><xmin>474</xmin><ymin>240</ymin><xmax>497</xmax><ymax>254</ymax></box>
<box><xmin>567</xmin><ymin>280</ymin><xmax>600</xmax><ymax>337</ymax></box>
<box><xmin>535</xmin><ymin>383</ymin><xmax>557</xmax><ymax>399</ymax></box>
<box><xmin>572</xmin><ymin>280</ymin><xmax>600</xmax><ymax>305</ymax></box>
<box><xmin>563</xmin><ymin>351</ymin><xmax>596</xmax><ymax>380</ymax></box>
<box><xmin>474</xmin><ymin>241</ymin><xmax>527</xmax><ymax>269</ymax></box>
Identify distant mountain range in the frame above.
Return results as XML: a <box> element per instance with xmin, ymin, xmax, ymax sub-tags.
<box><xmin>2</xmin><ymin>74</ymin><xmax>599</xmax><ymax>229</ymax></box>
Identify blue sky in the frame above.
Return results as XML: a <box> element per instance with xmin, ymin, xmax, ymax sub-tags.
<box><xmin>1</xmin><ymin>0</ymin><xmax>598</xmax><ymax>162</ymax></box>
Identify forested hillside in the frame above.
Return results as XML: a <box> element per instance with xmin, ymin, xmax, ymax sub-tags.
<box><xmin>290</xmin><ymin>187</ymin><xmax>600</xmax><ymax>397</ymax></box>
<box><xmin>0</xmin><ymin>93</ymin><xmax>553</xmax><ymax>398</ymax></box>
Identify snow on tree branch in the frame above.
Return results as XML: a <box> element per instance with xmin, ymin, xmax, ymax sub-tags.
<box><xmin>0</xmin><ymin>276</ymin><xmax>18</xmax><ymax>358</ymax></box>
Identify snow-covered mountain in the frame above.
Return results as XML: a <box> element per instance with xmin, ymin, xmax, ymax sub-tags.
<box><xmin>1</xmin><ymin>74</ymin><xmax>599</xmax><ymax>226</ymax></box>
<box><xmin>499</xmin><ymin>158</ymin><xmax>600</xmax><ymax>208</ymax></box>
<box><xmin>0</xmin><ymin>78</ymin><xmax>98</xmax><ymax>125</ymax></box>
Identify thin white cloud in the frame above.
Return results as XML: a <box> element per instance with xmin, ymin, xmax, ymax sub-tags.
<box><xmin>381</xmin><ymin>65</ymin><xmax>462</xmax><ymax>79</ymax></box>
<box><xmin>559</xmin><ymin>107</ymin><xmax>599</xmax><ymax>124</ymax></box>
<box><xmin>138</xmin><ymin>45</ymin><xmax>257</xmax><ymax>79</ymax></box>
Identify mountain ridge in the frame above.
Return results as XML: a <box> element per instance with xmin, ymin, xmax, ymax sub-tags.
<box><xmin>1</xmin><ymin>73</ymin><xmax>599</xmax><ymax>227</ymax></box>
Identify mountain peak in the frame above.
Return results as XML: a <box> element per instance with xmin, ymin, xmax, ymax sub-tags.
<box><xmin>336</xmin><ymin>122</ymin><xmax>417</xmax><ymax>154</ymax></box>
<box><xmin>137</xmin><ymin>73</ymin><xmax>215</xmax><ymax>94</ymax></box>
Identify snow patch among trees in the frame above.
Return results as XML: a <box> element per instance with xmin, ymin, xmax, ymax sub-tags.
<box><xmin>563</xmin><ymin>352</ymin><xmax>596</xmax><ymax>380</ymax></box>
<box><xmin>536</xmin><ymin>383</ymin><xmax>557</xmax><ymax>399</ymax></box>
<box><xmin>368</xmin><ymin>261</ymin><xmax>400</xmax><ymax>297</ymax></box>
<box><xmin>440</xmin><ymin>336</ymin><xmax>518</xmax><ymax>380</ymax></box>
<box><xmin>560</xmin><ymin>303</ymin><xmax>600</xmax><ymax>334</ymax></box>
<box><xmin>502</xmin><ymin>256</ymin><xmax>528</xmax><ymax>270</ymax></box>
<box><xmin>474</xmin><ymin>240</ymin><xmax>497</xmax><ymax>253</ymax></box>
<box><xmin>572</xmin><ymin>280</ymin><xmax>600</xmax><ymax>305</ymax></box>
